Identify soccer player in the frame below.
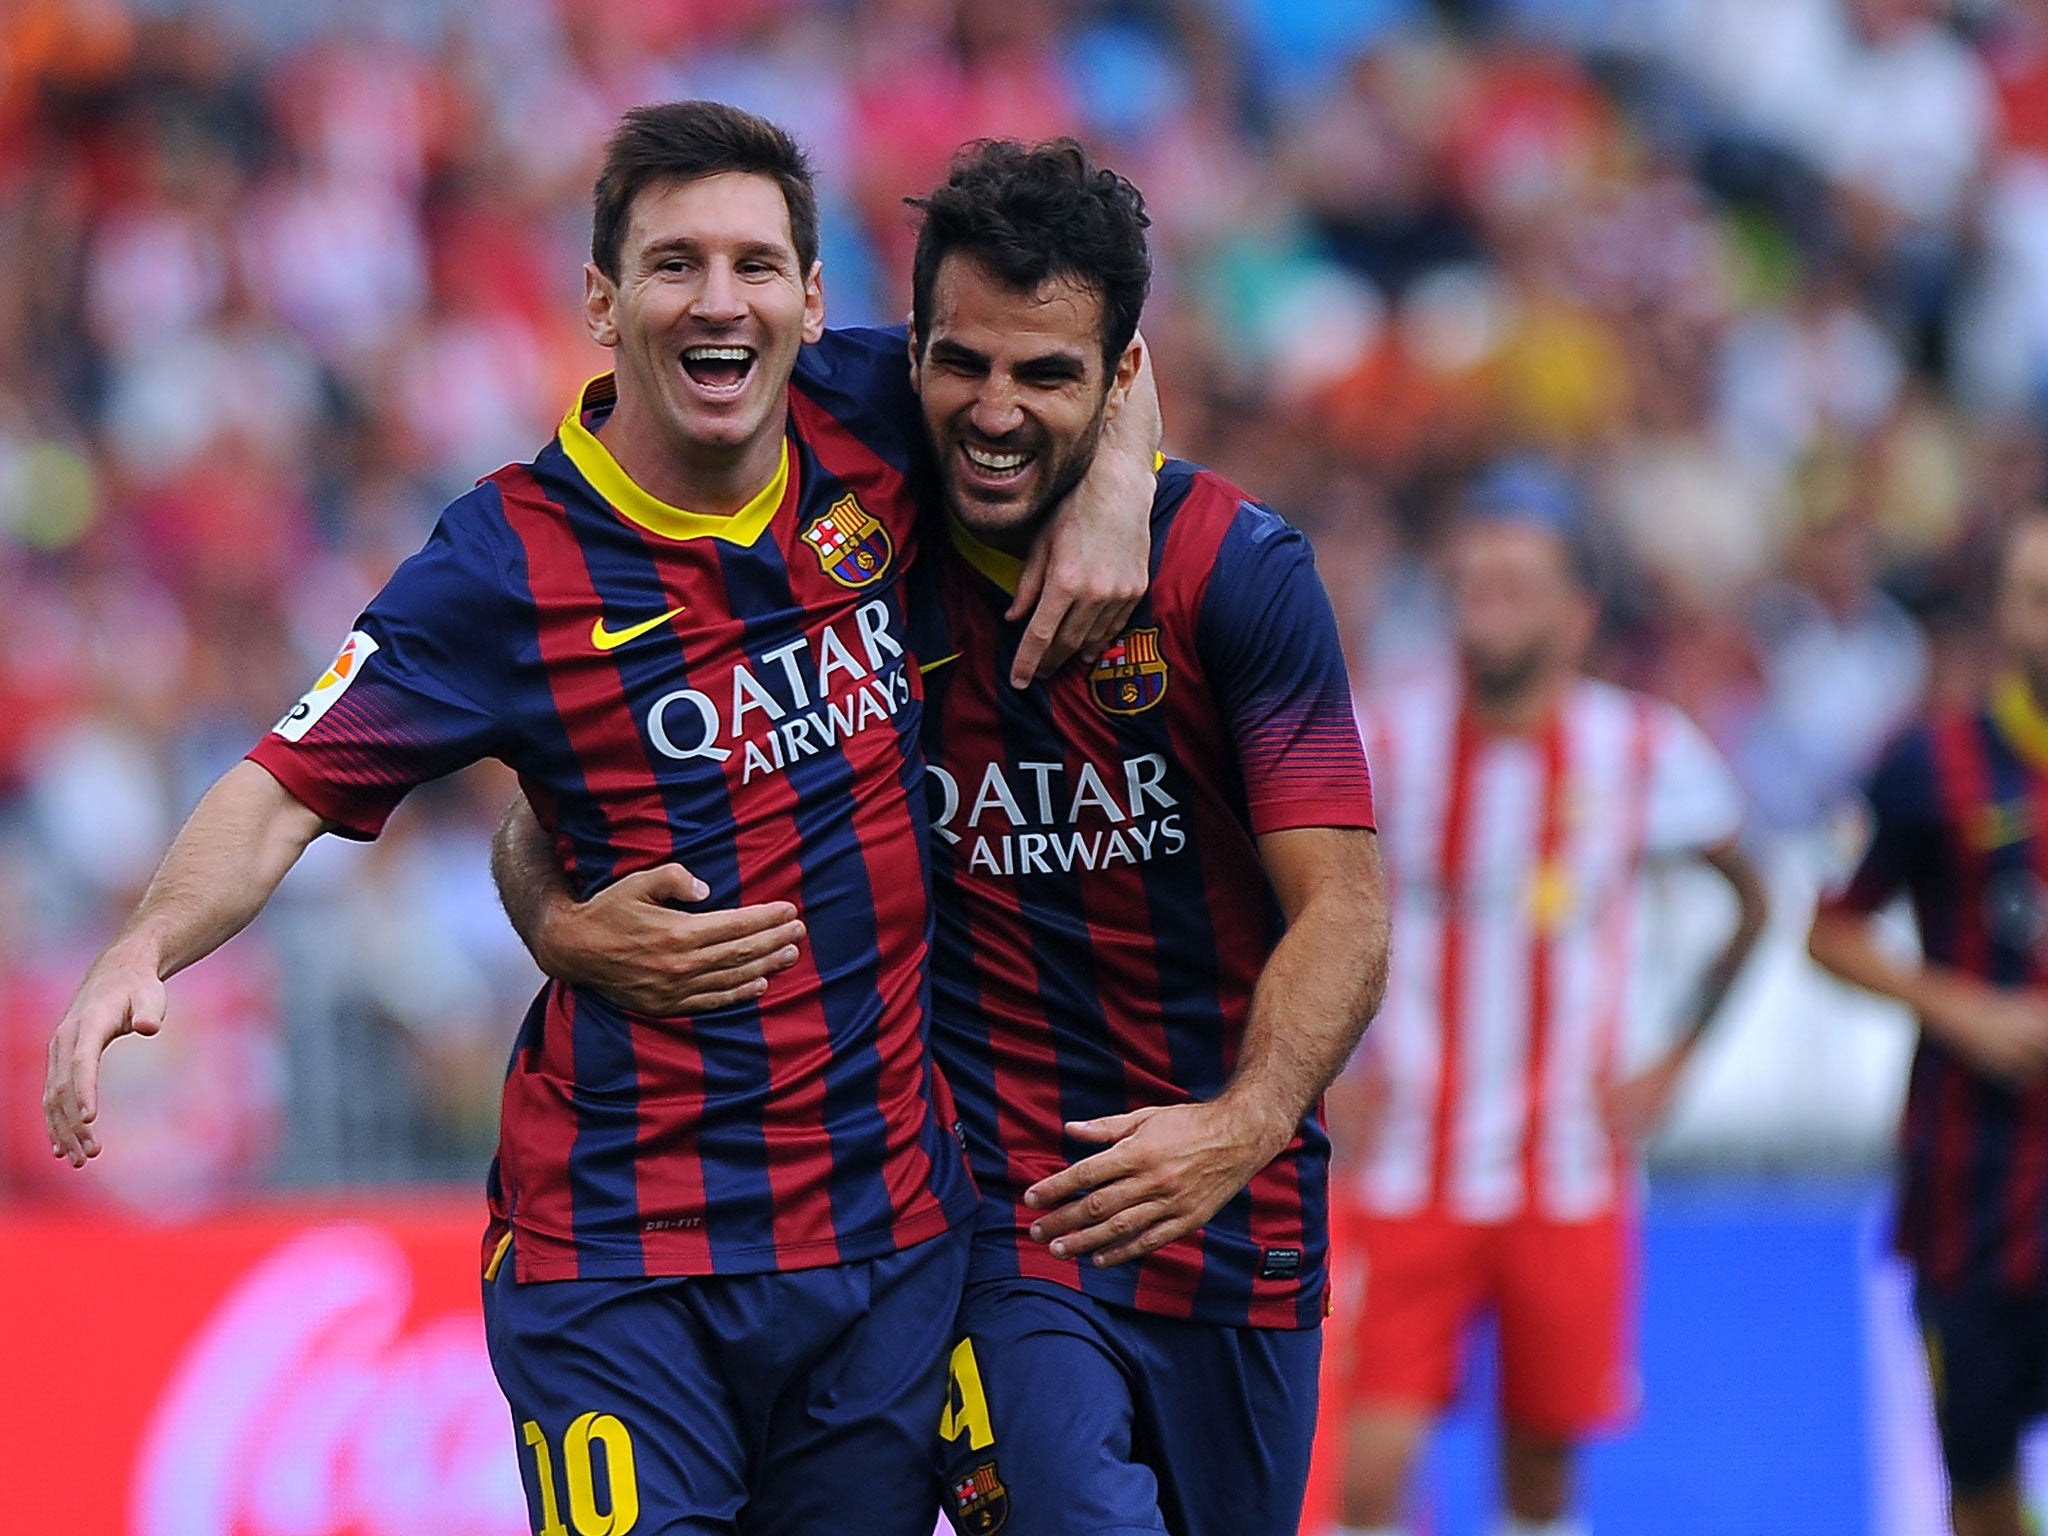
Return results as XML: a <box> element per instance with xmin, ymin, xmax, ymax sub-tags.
<box><xmin>1332</xmin><ymin>467</ymin><xmax>1768</xmax><ymax>1536</ymax></box>
<box><xmin>42</xmin><ymin>102</ymin><xmax>1156</xmax><ymax>1536</ymax></box>
<box><xmin>1809</xmin><ymin>507</ymin><xmax>2048</xmax><ymax>1536</ymax></box>
<box><xmin>495</xmin><ymin>139</ymin><xmax>1392</xmax><ymax>1536</ymax></box>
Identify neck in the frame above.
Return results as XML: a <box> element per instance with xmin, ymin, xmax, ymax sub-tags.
<box><xmin>1465</xmin><ymin>664</ymin><xmax>1573</xmax><ymax>733</ymax></box>
<box><xmin>598</xmin><ymin>391</ymin><xmax>787</xmax><ymax>516</ymax></box>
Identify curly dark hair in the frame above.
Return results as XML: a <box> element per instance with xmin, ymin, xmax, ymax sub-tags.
<box><xmin>591</xmin><ymin>101</ymin><xmax>818</xmax><ymax>282</ymax></box>
<box><xmin>907</xmin><ymin>138</ymin><xmax>1152</xmax><ymax>372</ymax></box>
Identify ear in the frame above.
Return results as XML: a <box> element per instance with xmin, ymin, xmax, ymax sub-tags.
<box><xmin>1102</xmin><ymin>334</ymin><xmax>1143</xmax><ymax>421</ymax></box>
<box><xmin>584</xmin><ymin>263</ymin><xmax>619</xmax><ymax>348</ymax></box>
<box><xmin>801</xmin><ymin>260</ymin><xmax>826</xmax><ymax>346</ymax></box>
<box><xmin>906</xmin><ymin>323</ymin><xmax>924</xmax><ymax>395</ymax></box>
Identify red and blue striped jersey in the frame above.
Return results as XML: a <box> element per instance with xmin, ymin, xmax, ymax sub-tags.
<box><xmin>248</xmin><ymin>327</ymin><xmax>977</xmax><ymax>1282</ymax></box>
<box><xmin>915</xmin><ymin>459</ymin><xmax>1377</xmax><ymax>1328</ymax></box>
<box><xmin>1824</xmin><ymin>678</ymin><xmax>2048</xmax><ymax>1295</ymax></box>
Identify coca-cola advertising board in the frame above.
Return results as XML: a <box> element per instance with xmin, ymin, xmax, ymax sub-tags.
<box><xmin>0</xmin><ymin>1203</ymin><xmax>527</xmax><ymax>1536</ymax></box>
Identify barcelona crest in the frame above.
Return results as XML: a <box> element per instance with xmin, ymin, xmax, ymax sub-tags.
<box><xmin>948</xmin><ymin>1461</ymin><xmax>1010</xmax><ymax>1535</ymax></box>
<box><xmin>802</xmin><ymin>493</ymin><xmax>894</xmax><ymax>588</ymax></box>
<box><xmin>1089</xmin><ymin>626</ymin><xmax>1169</xmax><ymax>715</ymax></box>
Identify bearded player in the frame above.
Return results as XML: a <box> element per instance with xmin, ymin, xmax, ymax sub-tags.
<box><xmin>497</xmin><ymin>139</ymin><xmax>1392</xmax><ymax>1536</ymax></box>
<box><xmin>43</xmin><ymin>102</ymin><xmax>1157</xmax><ymax>1536</ymax></box>
<box><xmin>1332</xmin><ymin>469</ymin><xmax>1768</xmax><ymax>1536</ymax></box>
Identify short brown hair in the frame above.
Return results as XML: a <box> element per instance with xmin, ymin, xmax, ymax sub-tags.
<box><xmin>908</xmin><ymin>139</ymin><xmax>1151</xmax><ymax>373</ymax></box>
<box><xmin>591</xmin><ymin>101</ymin><xmax>819</xmax><ymax>282</ymax></box>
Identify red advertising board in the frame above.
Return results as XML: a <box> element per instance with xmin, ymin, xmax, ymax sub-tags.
<box><xmin>0</xmin><ymin>1200</ymin><xmax>526</xmax><ymax>1536</ymax></box>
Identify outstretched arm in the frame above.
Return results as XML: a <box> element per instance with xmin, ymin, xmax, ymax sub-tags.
<box><xmin>45</xmin><ymin>761</ymin><xmax>328</xmax><ymax>1164</ymax></box>
<box><xmin>491</xmin><ymin>797</ymin><xmax>808</xmax><ymax>1017</ymax></box>
<box><xmin>1009</xmin><ymin>339</ymin><xmax>1161</xmax><ymax>686</ymax></box>
<box><xmin>1024</xmin><ymin>825</ymin><xmax>1390</xmax><ymax>1266</ymax></box>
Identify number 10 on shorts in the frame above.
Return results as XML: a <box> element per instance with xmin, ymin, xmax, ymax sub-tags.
<box><xmin>521</xmin><ymin>1413</ymin><xmax>640</xmax><ymax>1536</ymax></box>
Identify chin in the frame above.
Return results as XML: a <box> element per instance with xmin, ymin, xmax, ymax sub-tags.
<box><xmin>949</xmin><ymin>488</ymin><xmax>1038</xmax><ymax>537</ymax></box>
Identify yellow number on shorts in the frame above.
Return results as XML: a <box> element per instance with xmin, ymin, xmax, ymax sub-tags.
<box><xmin>521</xmin><ymin>1414</ymin><xmax>640</xmax><ymax>1536</ymax></box>
<box><xmin>939</xmin><ymin>1337</ymin><xmax>995</xmax><ymax>1451</ymax></box>
<box><xmin>520</xmin><ymin>1421</ymin><xmax>571</xmax><ymax>1536</ymax></box>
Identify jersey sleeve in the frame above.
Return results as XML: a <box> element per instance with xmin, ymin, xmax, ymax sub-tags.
<box><xmin>1644</xmin><ymin>703</ymin><xmax>1745</xmax><ymax>856</ymax></box>
<box><xmin>1196</xmin><ymin>499</ymin><xmax>1376</xmax><ymax>836</ymax></box>
<box><xmin>246</xmin><ymin>487</ymin><xmax>516</xmax><ymax>839</ymax></box>
<box><xmin>1820</xmin><ymin>729</ymin><xmax>1939</xmax><ymax>916</ymax></box>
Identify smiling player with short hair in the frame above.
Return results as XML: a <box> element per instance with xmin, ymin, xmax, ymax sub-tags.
<box><xmin>42</xmin><ymin>101</ymin><xmax>1156</xmax><ymax>1536</ymax></box>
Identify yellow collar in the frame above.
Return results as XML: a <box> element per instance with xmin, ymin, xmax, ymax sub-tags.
<box><xmin>1991</xmin><ymin>672</ymin><xmax>2048</xmax><ymax>776</ymax></box>
<box><xmin>558</xmin><ymin>375</ymin><xmax>789</xmax><ymax>545</ymax></box>
<box><xmin>945</xmin><ymin>514</ymin><xmax>1025</xmax><ymax>597</ymax></box>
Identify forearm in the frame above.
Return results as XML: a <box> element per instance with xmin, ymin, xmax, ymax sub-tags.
<box><xmin>491</xmin><ymin>795</ymin><xmax>577</xmax><ymax>976</ymax></box>
<box><xmin>111</xmin><ymin>760</ymin><xmax>327</xmax><ymax>980</ymax></box>
<box><xmin>1810</xmin><ymin>906</ymin><xmax>1969</xmax><ymax>1024</ymax></box>
<box><xmin>1104</xmin><ymin>335</ymin><xmax>1161</xmax><ymax>460</ymax></box>
<box><xmin>1674</xmin><ymin>844</ymin><xmax>1769</xmax><ymax>1044</ymax></box>
<box><xmin>1216</xmin><ymin>887</ymin><xmax>1390</xmax><ymax>1155</ymax></box>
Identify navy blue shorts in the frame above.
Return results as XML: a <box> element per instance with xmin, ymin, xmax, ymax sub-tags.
<box><xmin>1916</xmin><ymin>1279</ymin><xmax>2048</xmax><ymax>1496</ymax></box>
<box><xmin>936</xmin><ymin>1276</ymin><xmax>1321</xmax><ymax>1536</ymax></box>
<box><xmin>485</xmin><ymin>1226</ymin><xmax>969</xmax><ymax>1536</ymax></box>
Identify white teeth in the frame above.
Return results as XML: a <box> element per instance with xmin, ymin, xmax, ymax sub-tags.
<box><xmin>684</xmin><ymin>346</ymin><xmax>753</xmax><ymax>362</ymax></box>
<box><xmin>964</xmin><ymin>445</ymin><xmax>1030</xmax><ymax>472</ymax></box>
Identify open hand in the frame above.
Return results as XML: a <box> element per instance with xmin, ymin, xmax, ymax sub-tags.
<box><xmin>45</xmin><ymin>946</ymin><xmax>166</xmax><ymax>1166</ymax></box>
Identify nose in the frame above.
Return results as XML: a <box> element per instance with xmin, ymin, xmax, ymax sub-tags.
<box><xmin>690</xmin><ymin>259</ymin><xmax>747</xmax><ymax>325</ymax></box>
<box><xmin>967</xmin><ymin>377</ymin><xmax>1025</xmax><ymax>440</ymax></box>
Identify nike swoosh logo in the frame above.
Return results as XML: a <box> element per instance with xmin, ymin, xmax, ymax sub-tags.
<box><xmin>591</xmin><ymin>606</ymin><xmax>685</xmax><ymax>652</ymax></box>
<box><xmin>919</xmin><ymin>653</ymin><xmax>961</xmax><ymax>675</ymax></box>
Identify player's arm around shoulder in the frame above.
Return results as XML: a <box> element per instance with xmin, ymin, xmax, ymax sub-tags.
<box><xmin>45</xmin><ymin>760</ymin><xmax>330</xmax><ymax>1165</ymax></box>
<box><xmin>1005</xmin><ymin>336</ymin><xmax>1160</xmax><ymax>686</ymax></box>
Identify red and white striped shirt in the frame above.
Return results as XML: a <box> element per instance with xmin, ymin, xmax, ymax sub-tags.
<box><xmin>1353</xmin><ymin>673</ymin><xmax>1743</xmax><ymax>1222</ymax></box>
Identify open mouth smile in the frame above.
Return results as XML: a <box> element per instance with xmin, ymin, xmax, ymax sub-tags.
<box><xmin>679</xmin><ymin>344</ymin><xmax>757</xmax><ymax>397</ymax></box>
<box><xmin>957</xmin><ymin>440</ymin><xmax>1037</xmax><ymax>491</ymax></box>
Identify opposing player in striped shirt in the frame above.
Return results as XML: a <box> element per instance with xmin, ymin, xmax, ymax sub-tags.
<box><xmin>1333</xmin><ymin>465</ymin><xmax>1767</xmax><ymax>1536</ymax></box>
<box><xmin>1810</xmin><ymin>508</ymin><xmax>2048</xmax><ymax>1536</ymax></box>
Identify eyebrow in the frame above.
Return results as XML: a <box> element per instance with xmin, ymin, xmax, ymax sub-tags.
<box><xmin>637</xmin><ymin>236</ymin><xmax>795</xmax><ymax>266</ymax></box>
<box><xmin>926</xmin><ymin>338</ymin><xmax>1088</xmax><ymax>376</ymax></box>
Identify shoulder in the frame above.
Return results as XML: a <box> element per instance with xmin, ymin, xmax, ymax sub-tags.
<box><xmin>1156</xmin><ymin>459</ymin><xmax>1280</xmax><ymax>549</ymax></box>
<box><xmin>793</xmin><ymin>324</ymin><xmax>912</xmax><ymax>394</ymax></box>
<box><xmin>789</xmin><ymin>324</ymin><xmax>922</xmax><ymax>476</ymax></box>
<box><xmin>1156</xmin><ymin>459</ymin><xmax>1310</xmax><ymax>606</ymax></box>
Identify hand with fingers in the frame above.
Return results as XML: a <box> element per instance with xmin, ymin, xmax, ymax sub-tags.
<box><xmin>45</xmin><ymin>943</ymin><xmax>167</xmax><ymax>1167</ymax></box>
<box><xmin>1603</xmin><ymin>1047</ymin><xmax>1690</xmax><ymax>1149</ymax></box>
<box><xmin>1020</xmin><ymin>1098</ymin><xmax>1294</xmax><ymax>1268</ymax></box>
<box><xmin>1005</xmin><ymin>508</ymin><xmax>1149</xmax><ymax>687</ymax></box>
<box><xmin>533</xmin><ymin>861</ymin><xmax>807</xmax><ymax>1018</ymax></box>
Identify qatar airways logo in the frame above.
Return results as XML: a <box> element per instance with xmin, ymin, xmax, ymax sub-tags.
<box><xmin>928</xmin><ymin>754</ymin><xmax>1187</xmax><ymax>876</ymax></box>
<box><xmin>133</xmin><ymin>1225</ymin><xmax>524</xmax><ymax>1536</ymax></box>
<box><xmin>643</xmin><ymin>598</ymin><xmax>913</xmax><ymax>786</ymax></box>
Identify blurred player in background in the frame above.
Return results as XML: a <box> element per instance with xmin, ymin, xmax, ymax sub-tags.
<box><xmin>1809</xmin><ymin>506</ymin><xmax>2048</xmax><ymax>1536</ymax></box>
<box><xmin>1333</xmin><ymin>464</ymin><xmax>1768</xmax><ymax>1536</ymax></box>
<box><xmin>499</xmin><ymin>138</ymin><xmax>1391</xmax><ymax>1536</ymax></box>
<box><xmin>42</xmin><ymin>100</ymin><xmax>1157</xmax><ymax>1536</ymax></box>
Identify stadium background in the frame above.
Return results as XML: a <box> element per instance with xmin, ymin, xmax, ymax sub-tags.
<box><xmin>0</xmin><ymin>0</ymin><xmax>2032</xmax><ymax>1529</ymax></box>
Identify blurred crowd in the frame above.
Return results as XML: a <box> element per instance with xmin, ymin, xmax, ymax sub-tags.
<box><xmin>0</xmin><ymin>0</ymin><xmax>2036</xmax><ymax>1202</ymax></box>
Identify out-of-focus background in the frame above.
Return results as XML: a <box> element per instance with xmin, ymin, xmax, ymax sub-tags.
<box><xmin>0</xmin><ymin>0</ymin><xmax>2035</xmax><ymax>1530</ymax></box>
